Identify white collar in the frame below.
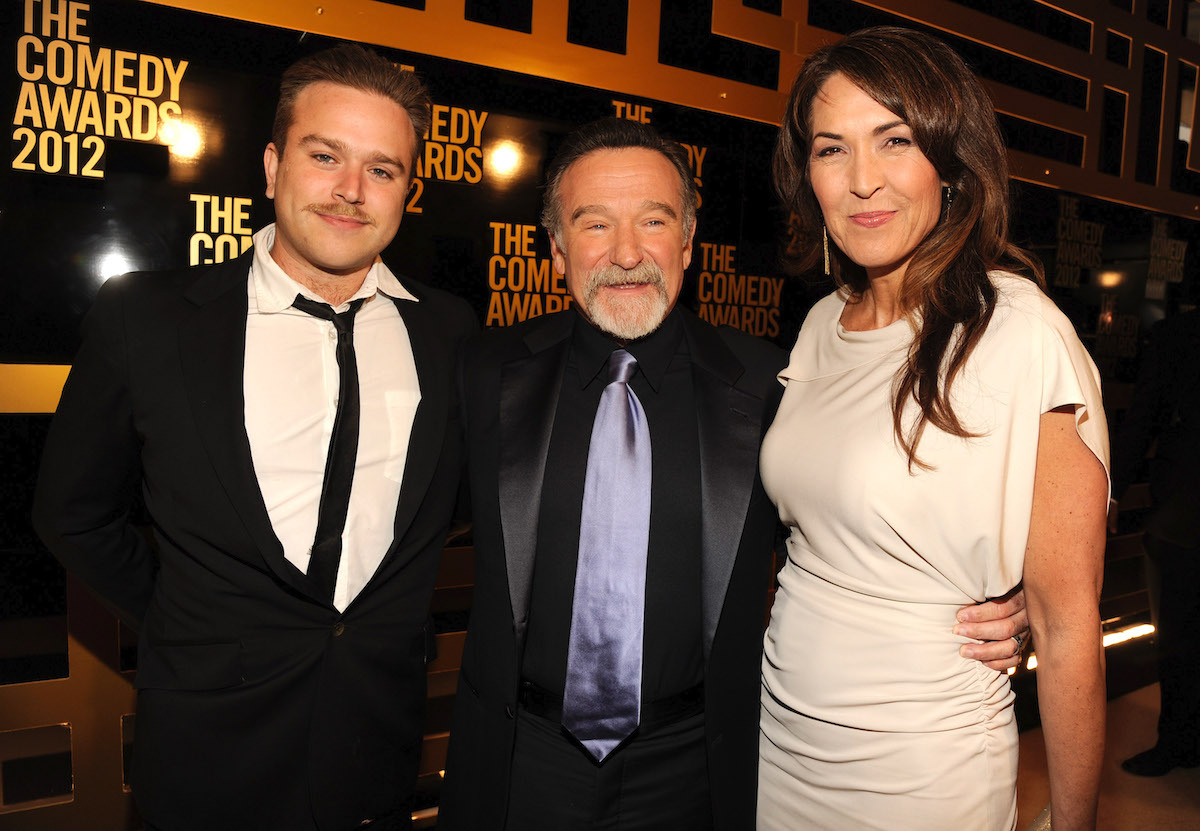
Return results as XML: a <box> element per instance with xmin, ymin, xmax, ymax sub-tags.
<box><xmin>249</xmin><ymin>223</ymin><xmax>418</xmax><ymax>312</ymax></box>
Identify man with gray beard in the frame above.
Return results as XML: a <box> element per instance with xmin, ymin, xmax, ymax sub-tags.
<box><xmin>438</xmin><ymin>118</ymin><xmax>1026</xmax><ymax>830</ymax></box>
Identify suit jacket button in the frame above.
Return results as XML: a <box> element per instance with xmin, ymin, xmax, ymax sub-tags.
<box><xmin>505</xmin><ymin>705</ymin><xmax>515</xmax><ymax>719</ymax></box>
<box><xmin>332</xmin><ymin>622</ymin><xmax>345</xmax><ymax>637</ymax></box>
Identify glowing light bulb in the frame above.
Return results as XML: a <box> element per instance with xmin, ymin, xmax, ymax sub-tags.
<box><xmin>98</xmin><ymin>250</ymin><xmax>133</xmax><ymax>282</ymax></box>
<box><xmin>162</xmin><ymin>120</ymin><xmax>204</xmax><ymax>159</ymax></box>
<box><xmin>487</xmin><ymin>141</ymin><xmax>522</xmax><ymax>179</ymax></box>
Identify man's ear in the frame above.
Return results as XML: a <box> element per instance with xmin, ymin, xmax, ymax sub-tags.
<box><xmin>681</xmin><ymin>219</ymin><xmax>697</xmax><ymax>270</ymax></box>
<box><xmin>264</xmin><ymin>143</ymin><xmax>280</xmax><ymax>199</ymax></box>
<box><xmin>549</xmin><ymin>230</ymin><xmax>566</xmax><ymax>276</ymax></box>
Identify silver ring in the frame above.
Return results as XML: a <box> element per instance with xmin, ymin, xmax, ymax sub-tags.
<box><xmin>1011</xmin><ymin>633</ymin><xmax>1026</xmax><ymax>653</ymax></box>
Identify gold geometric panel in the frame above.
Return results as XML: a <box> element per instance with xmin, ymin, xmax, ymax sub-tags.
<box><xmin>137</xmin><ymin>0</ymin><xmax>1200</xmax><ymax>218</ymax></box>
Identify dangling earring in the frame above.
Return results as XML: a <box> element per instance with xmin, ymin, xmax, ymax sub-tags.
<box><xmin>944</xmin><ymin>185</ymin><xmax>955</xmax><ymax>214</ymax></box>
<box><xmin>822</xmin><ymin>226</ymin><xmax>830</xmax><ymax>276</ymax></box>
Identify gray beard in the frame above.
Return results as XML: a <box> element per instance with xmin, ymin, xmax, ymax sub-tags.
<box><xmin>581</xmin><ymin>261</ymin><xmax>670</xmax><ymax>341</ymax></box>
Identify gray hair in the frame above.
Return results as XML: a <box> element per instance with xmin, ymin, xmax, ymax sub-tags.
<box><xmin>540</xmin><ymin>118</ymin><xmax>697</xmax><ymax>243</ymax></box>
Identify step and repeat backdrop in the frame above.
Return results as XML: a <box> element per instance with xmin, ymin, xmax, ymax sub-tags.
<box><xmin>3</xmin><ymin>1</ymin><xmax>1197</xmax><ymax>371</ymax></box>
<box><xmin>2</xmin><ymin>0</ymin><xmax>1198</xmax><ymax>823</ymax></box>
<box><xmin>4</xmin><ymin>0</ymin><xmax>1200</xmax><ymax>677</ymax></box>
<box><xmin>1</xmin><ymin>0</ymin><xmax>801</xmax><ymax>369</ymax></box>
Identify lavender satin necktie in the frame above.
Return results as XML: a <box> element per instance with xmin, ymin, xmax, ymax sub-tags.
<box><xmin>562</xmin><ymin>348</ymin><xmax>651</xmax><ymax>762</ymax></box>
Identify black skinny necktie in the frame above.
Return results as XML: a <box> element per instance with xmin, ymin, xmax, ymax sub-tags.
<box><xmin>291</xmin><ymin>294</ymin><xmax>367</xmax><ymax>603</ymax></box>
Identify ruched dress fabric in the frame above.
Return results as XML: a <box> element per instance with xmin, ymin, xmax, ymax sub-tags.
<box><xmin>757</xmin><ymin>273</ymin><xmax>1109</xmax><ymax>831</ymax></box>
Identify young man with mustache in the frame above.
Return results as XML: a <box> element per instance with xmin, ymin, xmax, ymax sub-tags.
<box><xmin>34</xmin><ymin>44</ymin><xmax>475</xmax><ymax>831</ymax></box>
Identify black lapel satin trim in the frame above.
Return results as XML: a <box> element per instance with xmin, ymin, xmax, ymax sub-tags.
<box><xmin>683</xmin><ymin>313</ymin><xmax>763</xmax><ymax>660</ymax></box>
<box><xmin>499</xmin><ymin>314</ymin><xmax>573</xmax><ymax>648</ymax></box>
<box><xmin>178</xmin><ymin>254</ymin><xmax>311</xmax><ymax>600</ymax></box>
<box><xmin>385</xmin><ymin>296</ymin><xmax>447</xmax><ymax>563</ymax></box>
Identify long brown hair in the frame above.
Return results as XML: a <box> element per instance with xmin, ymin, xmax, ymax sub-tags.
<box><xmin>775</xmin><ymin>26</ymin><xmax>1044</xmax><ymax>469</ymax></box>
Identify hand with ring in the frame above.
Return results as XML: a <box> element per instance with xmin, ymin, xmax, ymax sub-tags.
<box><xmin>955</xmin><ymin>584</ymin><xmax>1032</xmax><ymax>670</ymax></box>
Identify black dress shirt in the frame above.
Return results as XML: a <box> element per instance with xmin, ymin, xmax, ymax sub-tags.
<box><xmin>520</xmin><ymin>308</ymin><xmax>704</xmax><ymax>702</ymax></box>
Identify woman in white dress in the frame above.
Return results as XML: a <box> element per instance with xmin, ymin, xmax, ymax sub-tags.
<box><xmin>758</xmin><ymin>27</ymin><xmax>1110</xmax><ymax>831</ymax></box>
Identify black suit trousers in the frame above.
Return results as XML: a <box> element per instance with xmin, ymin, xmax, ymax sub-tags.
<box><xmin>505</xmin><ymin>708</ymin><xmax>713</xmax><ymax>831</ymax></box>
<box><xmin>1145</xmin><ymin>536</ymin><xmax>1200</xmax><ymax>755</ymax></box>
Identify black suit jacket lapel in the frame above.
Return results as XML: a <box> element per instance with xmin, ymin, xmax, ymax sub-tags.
<box><xmin>683</xmin><ymin>313</ymin><xmax>764</xmax><ymax>660</ymax></box>
<box><xmin>498</xmin><ymin>312</ymin><xmax>573</xmax><ymax>648</ymax></box>
<box><xmin>178</xmin><ymin>253</ymin><xmax>307</xmax><ymax>596</ymax></box>
<box><xmin>386</xmin><ymin>291</ymin><xmax>449</xmax><ymax>560</ymax></box>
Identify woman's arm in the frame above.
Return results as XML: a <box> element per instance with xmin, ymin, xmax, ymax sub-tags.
<box><xmin>1024</xmin><ymin>406</ymin><xmax>1109</xmax><ymax>830</ymax></box>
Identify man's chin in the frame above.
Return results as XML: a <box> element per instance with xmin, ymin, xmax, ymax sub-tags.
<box><xmin>585</xmin><ymin>302</ymin><xmax>668</xmax><ymax>342</ymax></box>
<box><xmin>305</xmin><ymin>244</ymin><xmax>384</xmax><ymax>275</ymax></box>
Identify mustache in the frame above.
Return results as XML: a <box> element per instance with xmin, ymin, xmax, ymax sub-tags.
<box><xmin>586</xmin><ymin>261</ymin><xmax>666</xmax><ymax>290</ymax></box>
<box><xmin>304</xmin><ymin>203</ymin><xmax>375</xmax><ymax>226</ymax></box>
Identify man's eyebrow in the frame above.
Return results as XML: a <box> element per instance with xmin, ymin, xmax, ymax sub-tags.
<box><xmin>569</xmin><ymin>200</ymin><xmax>678</xmax><ymax>222</ymax></box>
<box><xmin>570</xmin><ymin>204</ymin><xmax>608</xmax><ymax>223</ymax></box>
<box><xmin>640</xmin><ymin>200</ymin><xmax>677</xmax><ymax>218</ymax></box>
<box><xmin>297</xmin><ymin>134</ymin><xmax>407</xmax><ymax>171</ymax></box>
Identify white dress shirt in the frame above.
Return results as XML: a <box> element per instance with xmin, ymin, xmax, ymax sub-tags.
<box><xmin>243</xmin><ymin>224</ymin><xmax>421</xmax><ymax>611</ymax></box>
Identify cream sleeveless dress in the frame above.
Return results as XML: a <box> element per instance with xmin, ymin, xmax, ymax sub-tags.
<box><xmin>757</xmin><ymin>273</ymin><xmax>1109</xmax><ymax>830</ymax></box>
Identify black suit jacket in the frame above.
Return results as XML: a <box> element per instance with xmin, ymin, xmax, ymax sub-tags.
<box><xmin>33</xmin><ymin>251</ymin><xmax>477</xmax><ymax>831</ymax></box>
<box><xmin>439</xmin><ymin>308</ymin><xmax>785</xmax><ymax>830</ymax></box>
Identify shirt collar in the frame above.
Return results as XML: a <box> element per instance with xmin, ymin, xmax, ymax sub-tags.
<box><xmin>570</xmin><ymin>306</ymin><xmax>683</xmax><ymax>394</ymax></box>
<box><xmin>249</xmin><ymin>223</ymin><xmax>418</xmax><ymax>313</ymax></box>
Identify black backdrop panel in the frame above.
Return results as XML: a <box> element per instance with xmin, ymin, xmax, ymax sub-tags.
<box><xmin>2</xmin><ymin>0</ymin><xmax>806</xmax><ymax>367</ymax></box>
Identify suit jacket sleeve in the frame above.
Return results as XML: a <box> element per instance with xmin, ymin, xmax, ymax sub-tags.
<box><xmin>32</xmin><ymin>274</ymin><xmax>157</xmax><ymax>629</ymax></box>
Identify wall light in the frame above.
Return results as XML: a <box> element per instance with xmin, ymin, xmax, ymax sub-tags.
<box><xmin>487</xmin><ymin>140</ymin><xmax>522</xmax><ymax>180</ymax></box>
<box><xmin>161</xmin><ymin>120</ymin><xmax>204</xmax><ymax>160</ymax></box>
<box><xmin>1102</xmin><ymin>623</ymin><xmax>1155</xmax><ymax>647</ymax></box>
<box><xmin>97</xmin><ymin>249</ymin><xmax>134</xmax><ymax>283</ymax></box>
